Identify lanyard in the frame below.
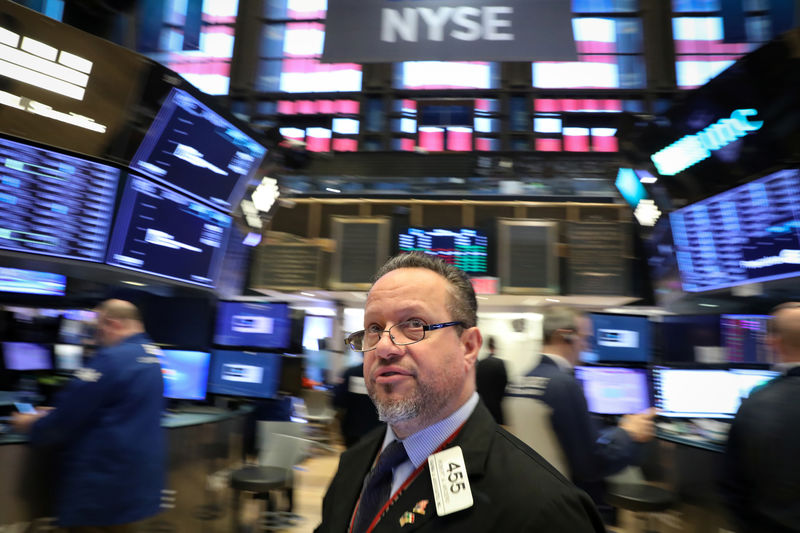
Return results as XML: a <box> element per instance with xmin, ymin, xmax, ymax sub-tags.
<box><xmin>348</xmin><ymin>420</ymin><xmax>467</xmax><ymax>533</ymax></box>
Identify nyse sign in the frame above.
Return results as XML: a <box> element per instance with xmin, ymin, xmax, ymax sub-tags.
<box><xmin>381</xmin><ymin>6</ymin><xmax>514</xmax><ymax>43</ymax></box>
<box><xmin>323</xmin><ymin>0</ymin><xmax>577</xmax><ymax>63</ymax></box>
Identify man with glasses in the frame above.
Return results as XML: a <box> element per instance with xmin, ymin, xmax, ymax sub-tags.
<box><xmin>315</xmin><ymin>253</ymin><xmax>604</xmax><ymax>533</ymax></box>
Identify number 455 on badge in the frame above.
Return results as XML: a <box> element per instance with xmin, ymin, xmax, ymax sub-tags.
<box><xmin>428</xmin><ymin>446</ymin><xmax>474</xmax><ymax>516</ymax></box>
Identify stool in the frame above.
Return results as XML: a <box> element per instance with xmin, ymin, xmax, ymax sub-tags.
<box><xmin>230</xmin><ymin>465</ymin><xmax>289</xmax><ymax>532</ymax></box>
<box><xmin>605</xmin><ymin>483</ymin><xmax>676</xmax><ymax>533</ymax></box>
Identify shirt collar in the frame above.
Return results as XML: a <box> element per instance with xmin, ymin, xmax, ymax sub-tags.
<box><xmin>382</xmin><ymin>392</ymin><xmax>479</xmax><ymax>468</ymax></box>
<box><xmin>541</xmin><ymin>352</ymin><xmax>573</xmax><ymax>373</ymax></box>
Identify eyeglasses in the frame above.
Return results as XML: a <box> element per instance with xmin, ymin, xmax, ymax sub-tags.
<box><xmin>345</xmin><ymin>319</ymin><xmax>464</xmax><ymax>352</ymax></box>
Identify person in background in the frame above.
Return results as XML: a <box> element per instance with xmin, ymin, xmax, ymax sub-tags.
<box><xmin>316</xmin><ymin>253</ymin><xmax>605</xmax><ymax>533</ymax></box>
<box><xmin>332</xmin><ymin>361</ymin><xmax>383</xmax><ymax>448</ymax></box>
<box><xmin>507</xmin><ymin>306</ymin><xmax>655</xmax><ymax>516</ymax></box>
<box><xmin>12</xmin><ymin>299</ymin><xmax>165</xmax><ymax>533</ymax></box>
<box><xmin>720</xmin><ymin>302</ymin><xmax>800</xmax><ymax>532</ymax></box>
<box><xmin>475</xmin><ymin>336</ymin><xmax>508</xmax><ymax>425</ymax></box>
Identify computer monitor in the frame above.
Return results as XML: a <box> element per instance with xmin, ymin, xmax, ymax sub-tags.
<box><xmin>652</xmin><ymin>366</ymin><xmax>779</xmax><ymax>419</ymax></box>
<box><xmin>213</xmin><ymin>301</ymin><xmax>292</xmax><ymax>350</ymax></box>
<box><xmin>0</xmin><ymin>136</ymin><xmax>120</xmax><ymax>262</ymax></box>
<box><xmin>574</xmin><ymin>366</ymin><xmax>651</xmax><ymax>415</ymax></box>
<box><xmin>721</xmin><ymin>314</ymin><xmax>774</xmax><ymax>364</ymax></box>
<box><xmin>2</xmin><ymin>342</ymin><xmax>52</xmax><ymax>371</ymax></box>
<box><xmin>53</xmin><ymin>344</ymin><xmax>84</xmax><ymax>371</ymax></box>
<box><xmin>159</xmin><ymin>349</ymin><xmax>211</xmax><ymax>401</ymax></box>
<box><xmin>588</xmin><ymin>313</ymin><xmax>652</xmax><ymax>363</ymax></box>
<box><xmin>0</xmin><ymin>267</ymin><xmax>67</xmax><ymax>296</ymax></box>
<box><xmin>657</xmin><ymin>314</ymin><xmax>721</xmax><ymax>363</ymax></box>
<box><xmin>105</xmin><ymin>176</ymin><xmax>232</xmax><ymax>287</ymax></box>
<box><xmin>207</xmin><ymin>350</ymin><xmax>281</xmax><ymax>399</ymax></box>
<box><xmin>669</xmin><ymin>168</ymin><xmax>800</xmax><ymax>292</ymax></box>
<box><xmin>129</xmin><ymin>87</ymin><xmax>267</xmax><ymax>211</ymax></box>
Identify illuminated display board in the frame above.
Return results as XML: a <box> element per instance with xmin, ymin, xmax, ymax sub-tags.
<box><xmin>0</xmin><ymin>1</ymin><xmax>146</xmax><ymax>158</ymax></box>
<box><xmin>398</xmin><ymin>227</ymin><xmax>488</xmax><ymax>274</ymax></box>
<box><xmin>0</xmin><ymin>136</ymin><xmax>119</xmax><ymax>262</ymax></box>
<box><xmin>106</xmin><ymin>176</ymin><xmax>232</xmax><ymax>288</ymax></box>
<box><xmin>670</xmin><ymin>168</ymin><xmax>800</xmax><ymax>292</ymax></box>
<box><xmin>130</xmin><ymin>88</ymin><xmax>267</xmax><ymax>212</ymax></box>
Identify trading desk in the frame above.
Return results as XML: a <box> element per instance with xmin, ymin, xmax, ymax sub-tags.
<box><xmin>651</xmin><ymin>421</ymin><xmax>732</xmax><ymax>533</ymax></box>
<box><xmin>0</xmin><ymin>408</ymin><xmax>248</xmax><ymax>532</ymax></box>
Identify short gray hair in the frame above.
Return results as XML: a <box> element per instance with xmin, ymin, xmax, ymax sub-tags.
<box><xmin>541</xmin><ymin>306</ymin><xmax>583</xmax><ymax>344</ymax></box>
<box><xmin>372</xmin><ymin>252</ymin><xmax>477</xmax><ymax>329</ymax></box>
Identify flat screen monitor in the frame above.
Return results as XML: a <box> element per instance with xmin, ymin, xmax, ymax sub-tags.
<box><xmin>105</xmin><ymin>176</ymin><xmax>232</xmax><ymax>287</ymax></box>
<box><xmin>129</xmin><ymin>88</ymin><xmax>267</xmax><ymax>211</ymax></box>
<box><xmin>2</xmin><ymin>342</ymin><xmax>52</xmax><ymax>371</ymax></box>
<box><xmin>0</xmin><ymin>136</ymin><xmax>119</xmax><ymax>262</ymax></box>
<box><xmin>669</xmin><ymin>168</ymin><xmax>800</xmax><ymax>292</ymax></box>
<box><xmin>653</xmin><ymin>366</ymin><xmax>779</xmax><ymax>418</ymax></box>
<box><xmin>721</xmin><ymin>314</ymin><xmax>773</xmax><ymax>364</ymax></box>
<box><xmin>54</xmin><ymin>344</ymin><xmax>84</xmax><ymax>371</ymax></box>
<box><xmin>398</xmin><ymin>227</ymin><xmax>489</xmax><ymax>274</ymax></box>
<box><xmin>0</xmin><ymin>267</ymin><xmax>66</xmax><ymax>296</ymax></box>
<box><xmin>574</xmin><ymin>365</ymin><xmax>651</xmax><ymax>415</ymax></box>
<box><xmin>587</xmin><ymin>313</ymin><xmax>652</xmax><ymax>363</ymax></box>
<box><xmin>213</xmin><ymin>301</ymin><xmax>292</xmax><ymax>350</ymax></box>
<box><xmin>658</xmin><ymin>314</ymin><xmax>721</xmax><ymax>363</ymax></box>
<box><xmin>207</xmin><ymin>350</ymin><xmax>281</xmax><ymax>399</ymax></box>
<box><xmin>159</xmin><ymin>349</ymin><xmax>211</xmax><ymax>401</ymax></box>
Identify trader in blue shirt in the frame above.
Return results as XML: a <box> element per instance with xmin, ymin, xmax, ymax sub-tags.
<box><xmin>13</xmin><ymin>299</ymin><xmax>166</xmax><ymax>532</ymax></box>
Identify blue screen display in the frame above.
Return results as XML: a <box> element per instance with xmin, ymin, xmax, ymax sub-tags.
<box><xmin>670</xmin><ymin>168</ymin><xmax>800</xmax><ymax>292</ymax></box>
<box><xmin>159</xmin><ymin>349</ymin><xmax>211</xmax><ymax>400</ymax></box>
<box><xmin>207</xmin><ymin>350</ymin><xmax>281</xmax><ymax>399</ymax></box>
<box><xmin>575</xmin><ymin>366</ymin><xmax>651</xmax><ymax>415</ymax></box>
<box><xmin>130</xmin><ymin>88</ymin><xmax>267</xmax><ymax>211</ymax></box>
<box><xmin>589</xmin><ymin>313</ymin><xmax>651</xmax><ymax>363</ymax></box>
<box><xmin>0</xmin><ymin>136</ymin><xmax>119</xmax><ymax>262</ymax></box>
<box><xmin>2</xmin><ymin>342</ymin><xmax>52</xmax><ymax>370</ymax></box>
<box><xmin>214</xmin><ymin>301</ymin><xmax>292</xmax><ymax>349</ymax></box>
<box><xmin>0</xmin><ymin>267</ymin><xmax>66</xmax><ymax>296</ymax></box>
<box><xmin>106</xmin><ymin>176</ymin><xmax>232</xmax><ymax>287</ymax></box>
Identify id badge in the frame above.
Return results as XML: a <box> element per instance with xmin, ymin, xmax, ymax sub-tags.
<box><xmin>427</xmin><ymin>446</ymin><xmax>473</xmax><ymax>516</ymax></box>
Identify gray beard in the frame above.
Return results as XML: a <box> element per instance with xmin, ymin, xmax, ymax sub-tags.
<box><xmin>372</xmin><ymin>393</ymin><xmax>422</xmax><ymax>425</ymax></box>
<box><xmin>369</xmin><ymin>381</ymin><xmax>449</xmax><ymax>427</ymax></box>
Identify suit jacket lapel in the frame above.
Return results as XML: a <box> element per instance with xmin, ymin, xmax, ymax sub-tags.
<box><xmin>373</xmin><ymin>402</ymin><xmax>500</xmax><ymax>532</ymax></box>
<box><xmin>329</xmin><ymin>428</ymin><xmax>384</xmax><ymax>533</ymax></box>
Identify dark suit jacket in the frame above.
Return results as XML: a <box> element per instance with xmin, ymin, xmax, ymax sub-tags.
<box><xmin>315</xmin><ymin>401</ymin><xmax>605</xmax><ymax>533</ymax></box>
<box><xmin>475</xmin><ymin>355</ymin><xmax>508</xmax><ymax>425</ymax></box>
<box><xmin>720</xmin><ymin>366</ymin><xmax>800</xmax><ymax>532</ymax></box>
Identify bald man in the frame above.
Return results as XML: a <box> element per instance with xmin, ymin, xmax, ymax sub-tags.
<box><xmin>12</xmin><ymin>299</ymin><xmax>166</xmax><ymax>532</ymax></box>
<box><xmin>721</xmin><ymin>302</ymin><xmax>800</xmax><ymax>533</ymax></box>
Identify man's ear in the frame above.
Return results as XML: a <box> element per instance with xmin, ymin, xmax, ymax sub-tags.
<box><xmin>461</xmin><ymin>327</ymin><xmax>482</xmax><ymax>369</ymax></box>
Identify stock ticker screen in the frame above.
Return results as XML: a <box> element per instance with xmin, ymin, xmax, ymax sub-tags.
<box><xmin>670</xmin><ymin>168</ymin><xmax>800</xmax><ymax>292</ymax></box>
<box><xmin>105</xmin><ymin>176</ymin><xmax>232</xmax><ymax>287</ymax></box>
<box><xmin>398</xmin><ymin>227</ymin><xmax>489</xmax><ymax>274</ymax></box>
<box><xmin>129</xmin><ymin>88</ymin><xmax>267</xmax><ymax>211</ymax></box>
<box><xmin>0</xmin><ymin>136</ymin><xmax>119</xmax><ymax>262</ymax></box>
